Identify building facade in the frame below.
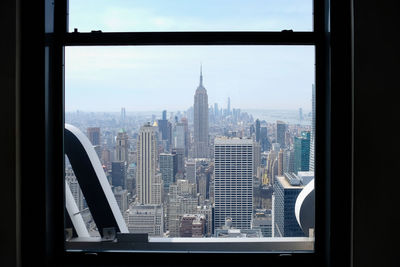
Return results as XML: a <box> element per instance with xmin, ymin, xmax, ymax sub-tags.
<box><xmin>136</xmin><ymin>123</ymin><xmax>158</xmax><ymax>204</ymax></box>
<box><xmin>214</xmin><ymin>138</ymin><xmax>254</xmax><ymax>231</ymax></box>
<box><xmin>273</xmin><ymin>173</ymin><xmax>305</xmax><ymax>237</ymax></box>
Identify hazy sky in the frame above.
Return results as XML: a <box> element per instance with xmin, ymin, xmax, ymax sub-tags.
<box><xmin>66</xmin><ymin>0</ymin><xmax>314</xmax><ymax>112</ymax></box>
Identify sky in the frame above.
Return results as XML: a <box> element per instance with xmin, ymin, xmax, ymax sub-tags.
<box><xmin>65</xmin><ymin>0</ymin><xmax>314</xmax><ymax>112</ymax></box>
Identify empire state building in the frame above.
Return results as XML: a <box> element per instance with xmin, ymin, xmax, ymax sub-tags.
<box><xmin>193</xmin><ymin>66</ymin><xmax>209</xmax><ymax>158</ymax></box>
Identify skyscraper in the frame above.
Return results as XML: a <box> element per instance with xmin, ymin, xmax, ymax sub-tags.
<box><xmin>120</xmin><ymin>107</ymin><xmax>126</xmax><ymax>128</ymax></box>
<box><xmin>173</xmin><ymin>122</ymin><xmax>185</xmax><ymax>151</ymax></box>
<box><xmin>276</xmin><ymin>121</ymin><xmax>287</xmax><ymax>149</ymax></box>
<box><xmin>159</xmin><ymin>153</ymin><xmax>175</xmax><ymax>191</ymax></box>
<box><xmin>214</xmin><ymin>138</ymin><xmax>253</xmax><ymax>231</ymax></box>
<box><xmin>111</xmin><ymin>161</ymin><xmax>126</xmax><ymax>188</ymax></box>
<box><xmin>180</xmin><ymin>117</ymin><xmax>190</xmax><ymax>157</ymax></box>
<box><xmin>193</xmin><ymin>65</ymin><xmax>209</xmax><ymax>158</ymax></box>
<box><xmin>158</xmin><ymin>110</ymin><xmax>172</xmax><ymax>151</ymax></box>
<box><xmin>274</xmin><ymin>173</ymin><xmax>305</xmax><ymax>237</ymax></box>
<box><xmin>294</xmin><ymin>131</ymin><xmax>311</xmax><ymax>173</ymax></box>
<box><xmin>136</xmin><ymin>123</ymin><xmax>158</xmax><ymax>205</ymax></box>
<box><xmin>260</xmin><ymin>126</ymin><xmax>270</xmax><ymax>152</ymax></box>
<box><xmin>309</xmin><ymin>84</ymin><xmax>316</xmax><ymax>172</ymax></box>
<box><xmin>185</xmin><ymin>160</ymin><xmax>196</xmax><ymax>185</ymax></box>
<box><xmin>255</xmin><ymin>119</ymin><xmax>261</xmax><ymax>143</ymax></box>
<box><xmin>116</xmin><ymin>129</ymin><xmax>129</xmax><ymax>163</ymax></box>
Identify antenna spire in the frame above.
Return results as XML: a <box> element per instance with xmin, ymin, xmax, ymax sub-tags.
<box><xmin>200</xmin><ymin>63</ymin><xmax>203</xmax><ymax>86</ymax></box>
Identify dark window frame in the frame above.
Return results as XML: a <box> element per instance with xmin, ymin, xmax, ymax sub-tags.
<box><xmin>22</xmin><ymin>0</ymin><xmax>353</xmax><ymax>266</ymax></box>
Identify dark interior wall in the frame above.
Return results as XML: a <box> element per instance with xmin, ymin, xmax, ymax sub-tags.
<box><xmin>1</xmin><ymin>0</ymin><xmax>399</xmax><ymax>266</ymax></box>
<box><xmin>353</xmin><ymin>1</ymin><xmax>398</xmax><ymax>267</ymax></box>
<box><xmin>0</xmin><ymin>0</ymin><xmax>19</xmax><ymax>266</ymax></box>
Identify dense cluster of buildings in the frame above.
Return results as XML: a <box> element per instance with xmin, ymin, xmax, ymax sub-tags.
<box><xmin>65</xmin><ymin>67</ymin><xmax>315</xmax><ymax>238</ymax></box>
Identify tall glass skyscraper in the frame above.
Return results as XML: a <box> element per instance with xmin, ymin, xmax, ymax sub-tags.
<box><xmin>294</xmin><ymin>131</ymin><xmax>311</xmax><ymax>173</ymax></box>
<box><xmin>193</xmin><ymin>66</ymin><xmax>209</xmax><ymax>158</ymax></box>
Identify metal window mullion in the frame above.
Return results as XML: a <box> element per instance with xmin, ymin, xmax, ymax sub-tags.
<box><xmin>62</xmin><ymin>32</ymin><xmax>317</xmax><ymax>46</ymax></box>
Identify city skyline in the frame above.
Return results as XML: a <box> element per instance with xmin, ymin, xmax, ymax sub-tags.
<box><xmin>65</xmin><ymin>46</ymin><xmax>315</xmax><ymax>112</ymax></box>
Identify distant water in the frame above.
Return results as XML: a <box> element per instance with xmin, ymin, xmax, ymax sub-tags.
<box><xmin>243</xmin><ymin>109</ymin><xmax>312</xmax><ymax>125</ymax></box>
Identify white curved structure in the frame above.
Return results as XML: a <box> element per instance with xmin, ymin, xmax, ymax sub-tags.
<box><xmin>65</xmin><ymin>123</ymin><xmax>129</xmax><ymax>234</ymax></box>
<box><xmin>65</xmin><ymin>181</ymin><xmax>90</xmax><ymax>237</ymax></box>
<box><xmin>295</xmin><ymin>178</ymin><xmax>315</xmax><ymax>236</ymax></box>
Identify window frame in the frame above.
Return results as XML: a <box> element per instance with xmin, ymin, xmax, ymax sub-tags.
<box><xmin>32</xmin><ymin>0</ymin><xmax>353</xmax><ymax>266</ymax></box>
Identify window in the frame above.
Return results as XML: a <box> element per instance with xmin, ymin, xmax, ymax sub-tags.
<box><xmin>40</xmin><ymin>0</ymin><xmax>345</xmax><ymax>266</ymax></box>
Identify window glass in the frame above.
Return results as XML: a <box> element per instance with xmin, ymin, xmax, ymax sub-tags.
<box><xmin>68</xmin><ymin>0</ymin><xmax>313</xmax><ymax>32</ymax></box>
<box><xmin>64</xmin><ymin>46</ymin><xmax>315</xmax><ymax>251</ymax></box>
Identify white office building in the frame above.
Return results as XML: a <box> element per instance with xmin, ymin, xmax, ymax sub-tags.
<box><xmin>214</xmin><ymin>137</ymin><xmax>254</xmax><ymax>231</ymax></box>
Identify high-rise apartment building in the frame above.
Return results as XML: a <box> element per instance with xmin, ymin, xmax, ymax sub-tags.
<box><xmin>136</xmin><ymin>123</ymin><xmax>158</xmax><ymax>205</ymax></box>
<box><xmin>214</xmin><ymin>138</ymin><xmax>253</xmax><ymax>231</ymax></box>
<box><xmin>193</xmin><ymin>66</ymin><xmax>209</xmax><ymax>158</ymax></box>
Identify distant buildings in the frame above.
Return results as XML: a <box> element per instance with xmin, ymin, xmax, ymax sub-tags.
<box><xmin>252</xmin><ymin>210</ymin><xmax>272</xmax><ymax>237</ymax></box>
<box><xmin>185</xmin><ymin>160</ymin><xmax>196</xmax><ymax>185</ymax></box>
<box><xmin>255</xmin><ymin>119</ymin><xmax>261</xmax><ymax>142</ymax></box>
<box><xmin>87</xmin><ymin>127</ymin><xmax>101</xmax><ymax>158</ymax></box>
<box><xmin>87</xmin><ymin>127</ymin><xmax>100</xmax><ymax>146</ymax></box>
<box><xmin>125</xmin><ymin>204</ymin><xmax>164</xmax><ymax>236</ymax></box>
<box><xmin>167</xmin><ymin>180</ymin><xmax>198</xmax><ymax>237</ymax></box>
<box><xmin>159</xmin><ymin>153</ymin><xmax>175</xmax><ymax>192</ymax></box>
<box><xmin>116</xmin><ymin>130</ymin><xmax>129</xmax><ymax>163</ymax></box>
<box><xmin>65</xmin><ymin>167</ymin><xmax>84</xmax><ymax>211</ymax></box>
<box><xmin>179</xmin><ymin>214</ymin><xmax>206</xmax><ymax>237</ymax></box>
<box><xmin>158</xmin><ymin>110</ymin><xmax>172</xmax><ymax>151</ymax></box>
<box><xmin>113</xmin><ymin>186</ymin><xmax>128</xmax><ymax>214</ymax></box>
<box><xmin>111</xmin><ymin>161</ymin><xmax>126</xmax><ymax>189</ymax></box>
<box><xmin>276</xmin><ymin>121</ymin><xmax>287</xmax><ymax>149</ymax></box>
